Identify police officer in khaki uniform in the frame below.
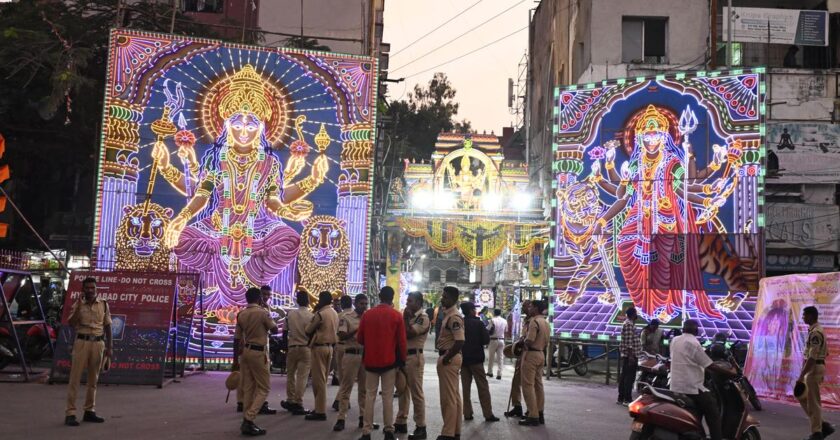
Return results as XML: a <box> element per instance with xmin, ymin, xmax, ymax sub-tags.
<box><xmin>305</xmin><ymin>291</ymin><xmax>339</xmax><ymax>421</ymax></box>
<box><xmin>797</xmin><ymin>306</ymin><xmax>834</xmax><ymax>440</ymax></box>
<box><xmin>237</xmin><ymin>285</ymin><xmax>277</xmax><ymax>414</ymax></box>
<box><xmin>332</xmin><ymin>294</ymin><xmax>372</xmax><ymax>431</ymax></box>
<box><xmin>234</xmin><ymin>287</ymin><xmax>279</xmax><ymax>436</ymax></box>
<box><xmin>332</xmin><ymin>295</ymin><xmax>353</xmax><ymax>411</ymax></box>
<box><xmin>65</xmin><ymin>277</ymin><xmax>112</xmax><ymax>427</ymax></box>
<box><xmin>281</xmin><ymin>291</ymin><xmax>314</xmax><ymax>415</ymax></box>
<box><xmin>519</xmin><ymin>300</ymin><xmax>549</xmax><ymax>427</ymax></box>
<box><xmin>437</xmin><ymin>286</ymin><xmax>465</xmax><ymax>440</ymax></box>
<box><xmin>504</xmin><ymin>301</ymin><xmax>531</xmax><ymax>418</ymax></box>
<box><xmin>396</xmin><ymin>291</ymin><xmax>431</xmax><ymax>439</ymax></box>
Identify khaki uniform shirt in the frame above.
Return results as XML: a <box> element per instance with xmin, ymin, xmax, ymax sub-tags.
<box><xmin>436</xmin><ymin>305</ymin><xmax>464</xmax><ymax>351</ymax></box>
<box><xmin>235</xmin><ymin>304</ymin><xmax>277</xmax><ymax>347</ymax></box>
<box><xmin>524</xmin><ymin>314</ymin><xmax>549</xmax><ymax>351</ymax></box>
<box><xmin>338</xmin><ymin>309</ymin><xmax>363</xmax><ymax>349</ymax></box>
<box><xmin>68</xmin><ymin>298</ymin><xmax>112</xmax><ymax>336</ymax></box>
<box><xmin>407</xmin><ymin>308</ymin><xmax>431</xmax><ymax>350</ymax></box>
<box><xmin>306</xmin><ymin>306</ymin><xmax>339</xmax><ymax>346</ymax></box>
<box><xmin>805</xmin><ymin>322</ymin><xmax>828</xmax><ymax>361</ymax></box>
<box><xmin>286</xmin><ymin>307</ymin><xmax>314</xmax><ymax>347</ymax></box>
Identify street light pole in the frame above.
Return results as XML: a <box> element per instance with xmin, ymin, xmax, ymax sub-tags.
<box><xmin>726</xmin><ymin>0</ymin><xmax>733</xmax><ymax>69</ymax></box>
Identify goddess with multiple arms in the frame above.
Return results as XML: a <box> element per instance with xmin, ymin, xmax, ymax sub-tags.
<box><xmin>568</xmin><ymin>105</ymin><xmax>742</xmax><ymax>322</ymax></box>
<box><xmin>151</xmin><ymin>65</ymin><xmax>328</xmax><ymax>308</ymax></box>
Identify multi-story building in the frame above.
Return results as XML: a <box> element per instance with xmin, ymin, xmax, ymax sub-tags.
<box><xmin>528</xmin><ymin>0</ymin><xmax>840</xmax><ymax>275</ymax></box>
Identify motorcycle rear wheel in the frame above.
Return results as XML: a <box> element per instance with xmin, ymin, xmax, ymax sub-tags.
<box><xmin>743</xmin><ymin>427</ymin><xmax>761</xmax><ymax>440</ymax></box>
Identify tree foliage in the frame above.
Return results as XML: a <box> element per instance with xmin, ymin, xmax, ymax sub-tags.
<box><xmin>0</xmin><ymin>0</ymin><xmax>221</xmax><ymax>250</ymax></box>
<box><xmin>387</xmin><ymin>73</ymin><xmax>471</xmax><ymax>160</ymax></box>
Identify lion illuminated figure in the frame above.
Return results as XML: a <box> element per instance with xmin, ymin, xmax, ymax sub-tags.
<box><xmin>297</xmin><ymin>215</ymin><xmax>349</xmax><ymax>299</ymax></box>
<box><xmin>115</xmin><ymin>203</ymin><xmax>173</xmax><ymax>271</ymax></box>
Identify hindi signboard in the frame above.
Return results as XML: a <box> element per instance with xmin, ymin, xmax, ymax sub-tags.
<box><xmin>723</xmin><ymin>7</ymin><xmax>829</xmax><ymax>46</ymax></box>
<box><xmin>51</xmin><ymin>271</ymin><xmax>177</xmax><ymax>386</ymax></box>
<box><xmin>744</xmin><ymin>273</ymin><xmax>840</xmax><ymax>408</ymax></box>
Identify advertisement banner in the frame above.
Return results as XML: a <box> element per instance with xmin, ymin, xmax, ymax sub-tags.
<box><xmin>767</xmin><ymin>123</ymin><xmax>840</xmax><ymax>185</ymax></box>
<box><xmin>744</xmin><ymin>273</ymin><xmax>840</xmax><ymax>408</ymax></box>
<box><xmin>51</xmin><ymin>271</ymin><xmax>177</xmax><ymax>386</ymax></box>
<box><xmin>723</xmin><ymin>7</ymin><xmax>828</xmax><ymax>46</ymax></box>
<box><xmin>766</xmin><ymin>203</ymin><xmax>840</xmax><ymax>252</ymax></box>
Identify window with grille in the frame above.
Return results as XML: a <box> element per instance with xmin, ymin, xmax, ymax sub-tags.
<box><xmin>622</xmin><ymin>17</ymin><xmax>668</xmax><ymax>64</ymax></box>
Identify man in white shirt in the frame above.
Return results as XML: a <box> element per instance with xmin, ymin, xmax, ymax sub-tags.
<box><xmin>670</xmin><ymin>319</ymin><xmax>732</xmax><ymax>440</ymax></box>
<box><xmin>486</xmin><ymin>309</ymin><xmax>508</xmax><ymax>380</ymax></box>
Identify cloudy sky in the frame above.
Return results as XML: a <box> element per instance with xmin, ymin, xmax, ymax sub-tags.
<box><xmin>383</xmin><ymin>0</ymin><xmax>533</xmax><ymax>133</ymax></box>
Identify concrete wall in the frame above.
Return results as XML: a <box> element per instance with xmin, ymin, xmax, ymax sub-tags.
<box><xmin>577</xmin><ymin>0</ymin><xmax>708</xmax><ymax>83</ymax></box>
<box><xmin>257</xmin><ymin>0</ymin><xmax>371</xmax><ymax>54</ymax></box>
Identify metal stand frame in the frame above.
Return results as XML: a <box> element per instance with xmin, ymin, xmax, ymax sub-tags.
<box><xmin>0</xmin><ymin>268</ymin><xmax>54</xmax><ymax>382</ymax></box>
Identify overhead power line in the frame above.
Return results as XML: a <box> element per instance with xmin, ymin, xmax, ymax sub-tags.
<box><xmin>391</xmin><ymin>0</ymin><xmax>525</xmax><ymax>73</ymax></box>
<box><xmin>402</xmin><ymin>25</ymin><xmax>528</xmax><ymax>80</ymax></box>
<box><xmin>391</xmin><ymin>0</ymin><xmax>485</xmax><ymax>57</ymax></box>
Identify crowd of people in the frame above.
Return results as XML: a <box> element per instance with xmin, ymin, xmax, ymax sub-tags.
<box><xmin>61</xmin><ymin>278</ymin><xmax>833</xmax><ymax>440</ymax></box>
<box><xmin>231</xmin><ymin>285</ymin><xmax>549</xmax><ymax>439</ymax></box>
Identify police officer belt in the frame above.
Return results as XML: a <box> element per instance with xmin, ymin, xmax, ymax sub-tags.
<box><xmin>439</xmin><ymin>349</ymin><xmax>458</xmax><ymax>357</ymax></box>
<box><xmin>77</xmin><ymin>334</ymin><xmax>104</xmax><ymax>342</ymax></box>
<box><xmin>289</xmin><ymin>344</ymin><xmax>307</xmax><ymax>348</ymax></box>
<box><xmin>245</xmin><ymin>343</ymin><xmax>265</xmax><ymax>351</ymax></box>
<box><xmin>408</xmin><ymin>349</ymin><xmax>423</xmax><ymax>355</ymax></box>
<box><xmin>312</xmin><ymin>343</ymin><xmax>334</xmax><ymax>347</ymax></box>
<box><xmin>527</xmin><ymin>347</ymin><xmax>543</xmax><ymax>352</ymax></box>
<box><xmin>344</xmin><ymin>348</ymin><xmax>363</xmax><ymax>355</ymax></box>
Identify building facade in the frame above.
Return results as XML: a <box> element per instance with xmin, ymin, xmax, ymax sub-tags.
<box><xmin>528</xmin><ymin>0</ymin><xmax>840</xmax><ymax>275</ymax></box>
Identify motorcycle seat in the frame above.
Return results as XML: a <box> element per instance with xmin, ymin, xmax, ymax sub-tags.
<box><xmin>648</xmin><ymin>387</ymin><xmax>697</xmax><ymax>410</ymax></box>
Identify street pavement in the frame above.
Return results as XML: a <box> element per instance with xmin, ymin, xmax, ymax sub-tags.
<box><xmin>1</xmin><ymin>349</ymin><xmax>834</xmax><ymax>439</ymax></box>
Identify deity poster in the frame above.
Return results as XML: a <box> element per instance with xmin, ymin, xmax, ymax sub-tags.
<box><xmin>551</xmin><ymin>70</ymin><xmax>764</xmax><ymax>340</ymax></box>
<box><xmin>93</xmin><ymin>30</ymin><xmax>376</xmax><ymax>356</ymax></box>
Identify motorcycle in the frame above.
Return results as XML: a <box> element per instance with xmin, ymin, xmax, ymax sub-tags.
<box><xmin>628</xmin><ymin>360</ymin><xmax>761</xmax><ymax>440</ymax></box>
<box><xmin>637</xmin><ymin>351</ymin><xmax>670</xmax><ymax>391</ymax></box>
<box><xmin>0</xmin><ymin>323</ymin><xmax>56</xmax><ymax>370</ymax></box>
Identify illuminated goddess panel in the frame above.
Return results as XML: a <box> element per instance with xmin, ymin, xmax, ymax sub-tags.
<box><xmin>550</xmin><ymin>70</ymin><xmax>764</xmax><ymax>341</ymax></box>
<box><xmin>93</xmin><ymin>30</ymin><xmax>377</xmax><ymax>357</ymax></box>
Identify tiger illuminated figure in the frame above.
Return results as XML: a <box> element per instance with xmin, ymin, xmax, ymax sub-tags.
<box><xmin>555</xmin><ymin>182</ymin><xmax>755</xmax><ymax>314</ymax></box>
<box><xmin>297</xmin><ymin>215</ymin><xmax>349</xmax><ymax>300</ymax></box>
<box><xmin>115</xmin><ymin>203</ymin><xmax>173</xmax><ymax>271</ymax></box>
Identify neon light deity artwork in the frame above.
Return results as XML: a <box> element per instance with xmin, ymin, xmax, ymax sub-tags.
<box><xmin>551</xmin><ymin>70</ymin><xmax>764</xmax><ymax>340</ymax></box>
<box><xmin>93</xmin><ymin>30</ymin><xmax>376</xmax><ymax>355</ymax></box>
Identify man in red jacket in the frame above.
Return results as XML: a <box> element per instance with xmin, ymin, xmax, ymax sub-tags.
<box><xmin>357</xmin><ymin>286</ymin><xmax>407</xmax><ymax>440</ymax></box>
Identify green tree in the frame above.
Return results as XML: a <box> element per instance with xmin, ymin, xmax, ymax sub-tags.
<box><xmin>387</xmin><ymin>73</ymin><xmax>468</xmax><ymax>160</ymax></box>
<box><xmin>283</xmin><ymin>36</ymin><xmax>331</xmax><ymax>51</ymax></box>
<box><xmin>0</xmin><ymin>0</ymin><xmax>219</xmax><ymax>250</ymax></box>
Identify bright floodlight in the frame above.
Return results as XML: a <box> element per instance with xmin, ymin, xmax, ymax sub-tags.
<box><xmin>481</xmin><ymin>193</ymin><xmax>502</xmax><ymax>211</ymax></box>
<box><xmin>409</xmin><ymin>284</ymin><xmax>419</xmax><ymax>291</ymax></box>
<box><xmin>412</xmin><ymin>190</ymin><xmax>433</xmax><ymax>209</ymax></box>
<box><xmin>435</xmin><ymin>191</ymin><xmax>456</xmax><ymax>210</ymax></box>
<box><xmin>413</xmin><ymin>270</ymin><xmax>422</xmax><ymax>279</ymax></box>
<box><xmin>513</xmin><ymin>192</ymin><xmax>533</xmax><ymax>211</ymax></box>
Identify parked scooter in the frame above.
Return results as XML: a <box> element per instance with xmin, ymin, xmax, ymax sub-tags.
<box><xmin>636</xmin><ymin>351</ymin><xmax>670</xmax><ymax>391</ymax></box>
<box><xmin>706</xmin><ymin>333</ymin><xmax>762</xmax><ymax>411</ymax></box>
<box><xmin>628</xmin><ymin>360</ymin><xmax>761</xmax><ymax>440</ymax></box>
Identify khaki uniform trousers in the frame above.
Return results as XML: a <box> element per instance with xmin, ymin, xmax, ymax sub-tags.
<box><xmin>461</xmin><ymin>363</ymin><xmax>493</xmax><ymax>419</ymax></box>
<box><xmin>520</xmin><ymin>350</ymin><xmax>545</xmax><ymax>418</ymax></box>
<box><xmin>240</xmin><ymin>347</ymin><xmax>271</xmax><ymax>422</ymax></box>
<box><xmin>487</xmin><ymin>340</ymin><xmax>504</xmax><ymax>377</ymax></box>
<box><xmin>437</xmin><ymin>353</ymin><xmax>463</xmax><ymax>437</ymax></box>
<box><xmin>334</xmin><ymin>344</ymin><xmax>345</xmax><ymax>382</ymax></box>
<box><xmin>798</xmin><ymin>364</ymin><xmax>826</xmax><ymax>434</ymax></box>
<box><xmin>65</xmin><ymin>338</ymin><xmax>104</xmax><ymax>416</ymax></box>
<box><xmin>336</xmin><ymin>352</ymin><xmax>366</xmax><ymax>421</ymax></box>
<box><xmin>510</xmin><ymin>358</ymin><xmax>523</xmax><ymax>406</ymax></box>
<box><xmin>286</xmin><ymin>346</ymin><xmax>311</xmax><ymax>405</ymax></box>
<box><xmin>396</xmin><ymin>352</ymin><xmax>426</xmax><ymax>426</ymax></box>
<box><xmin>310</xmin><ymin>345</ymin><xmax>333</xmax><ymax>413</ymax></box>
<box><xmin>364</xmin><ymin>368</ymin><xmax>397</xmax><ymax>435</ymax></box>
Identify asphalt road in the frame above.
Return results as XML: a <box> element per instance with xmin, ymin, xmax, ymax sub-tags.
<box><xmin>1</xmin><ymin>350</ymin><xmax>834</xmax><ymax>439</ymax></box>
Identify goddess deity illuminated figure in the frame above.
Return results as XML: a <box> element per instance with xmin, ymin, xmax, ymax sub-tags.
<box><xmin>152</xmin><ymin>65</ymin><xmax>328</xmax><ymax>308</ymax></box>
<box><xmin>586</xmin><ymin>105</ymin><xmax>742</xmax><ymax>322</ymax></box>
